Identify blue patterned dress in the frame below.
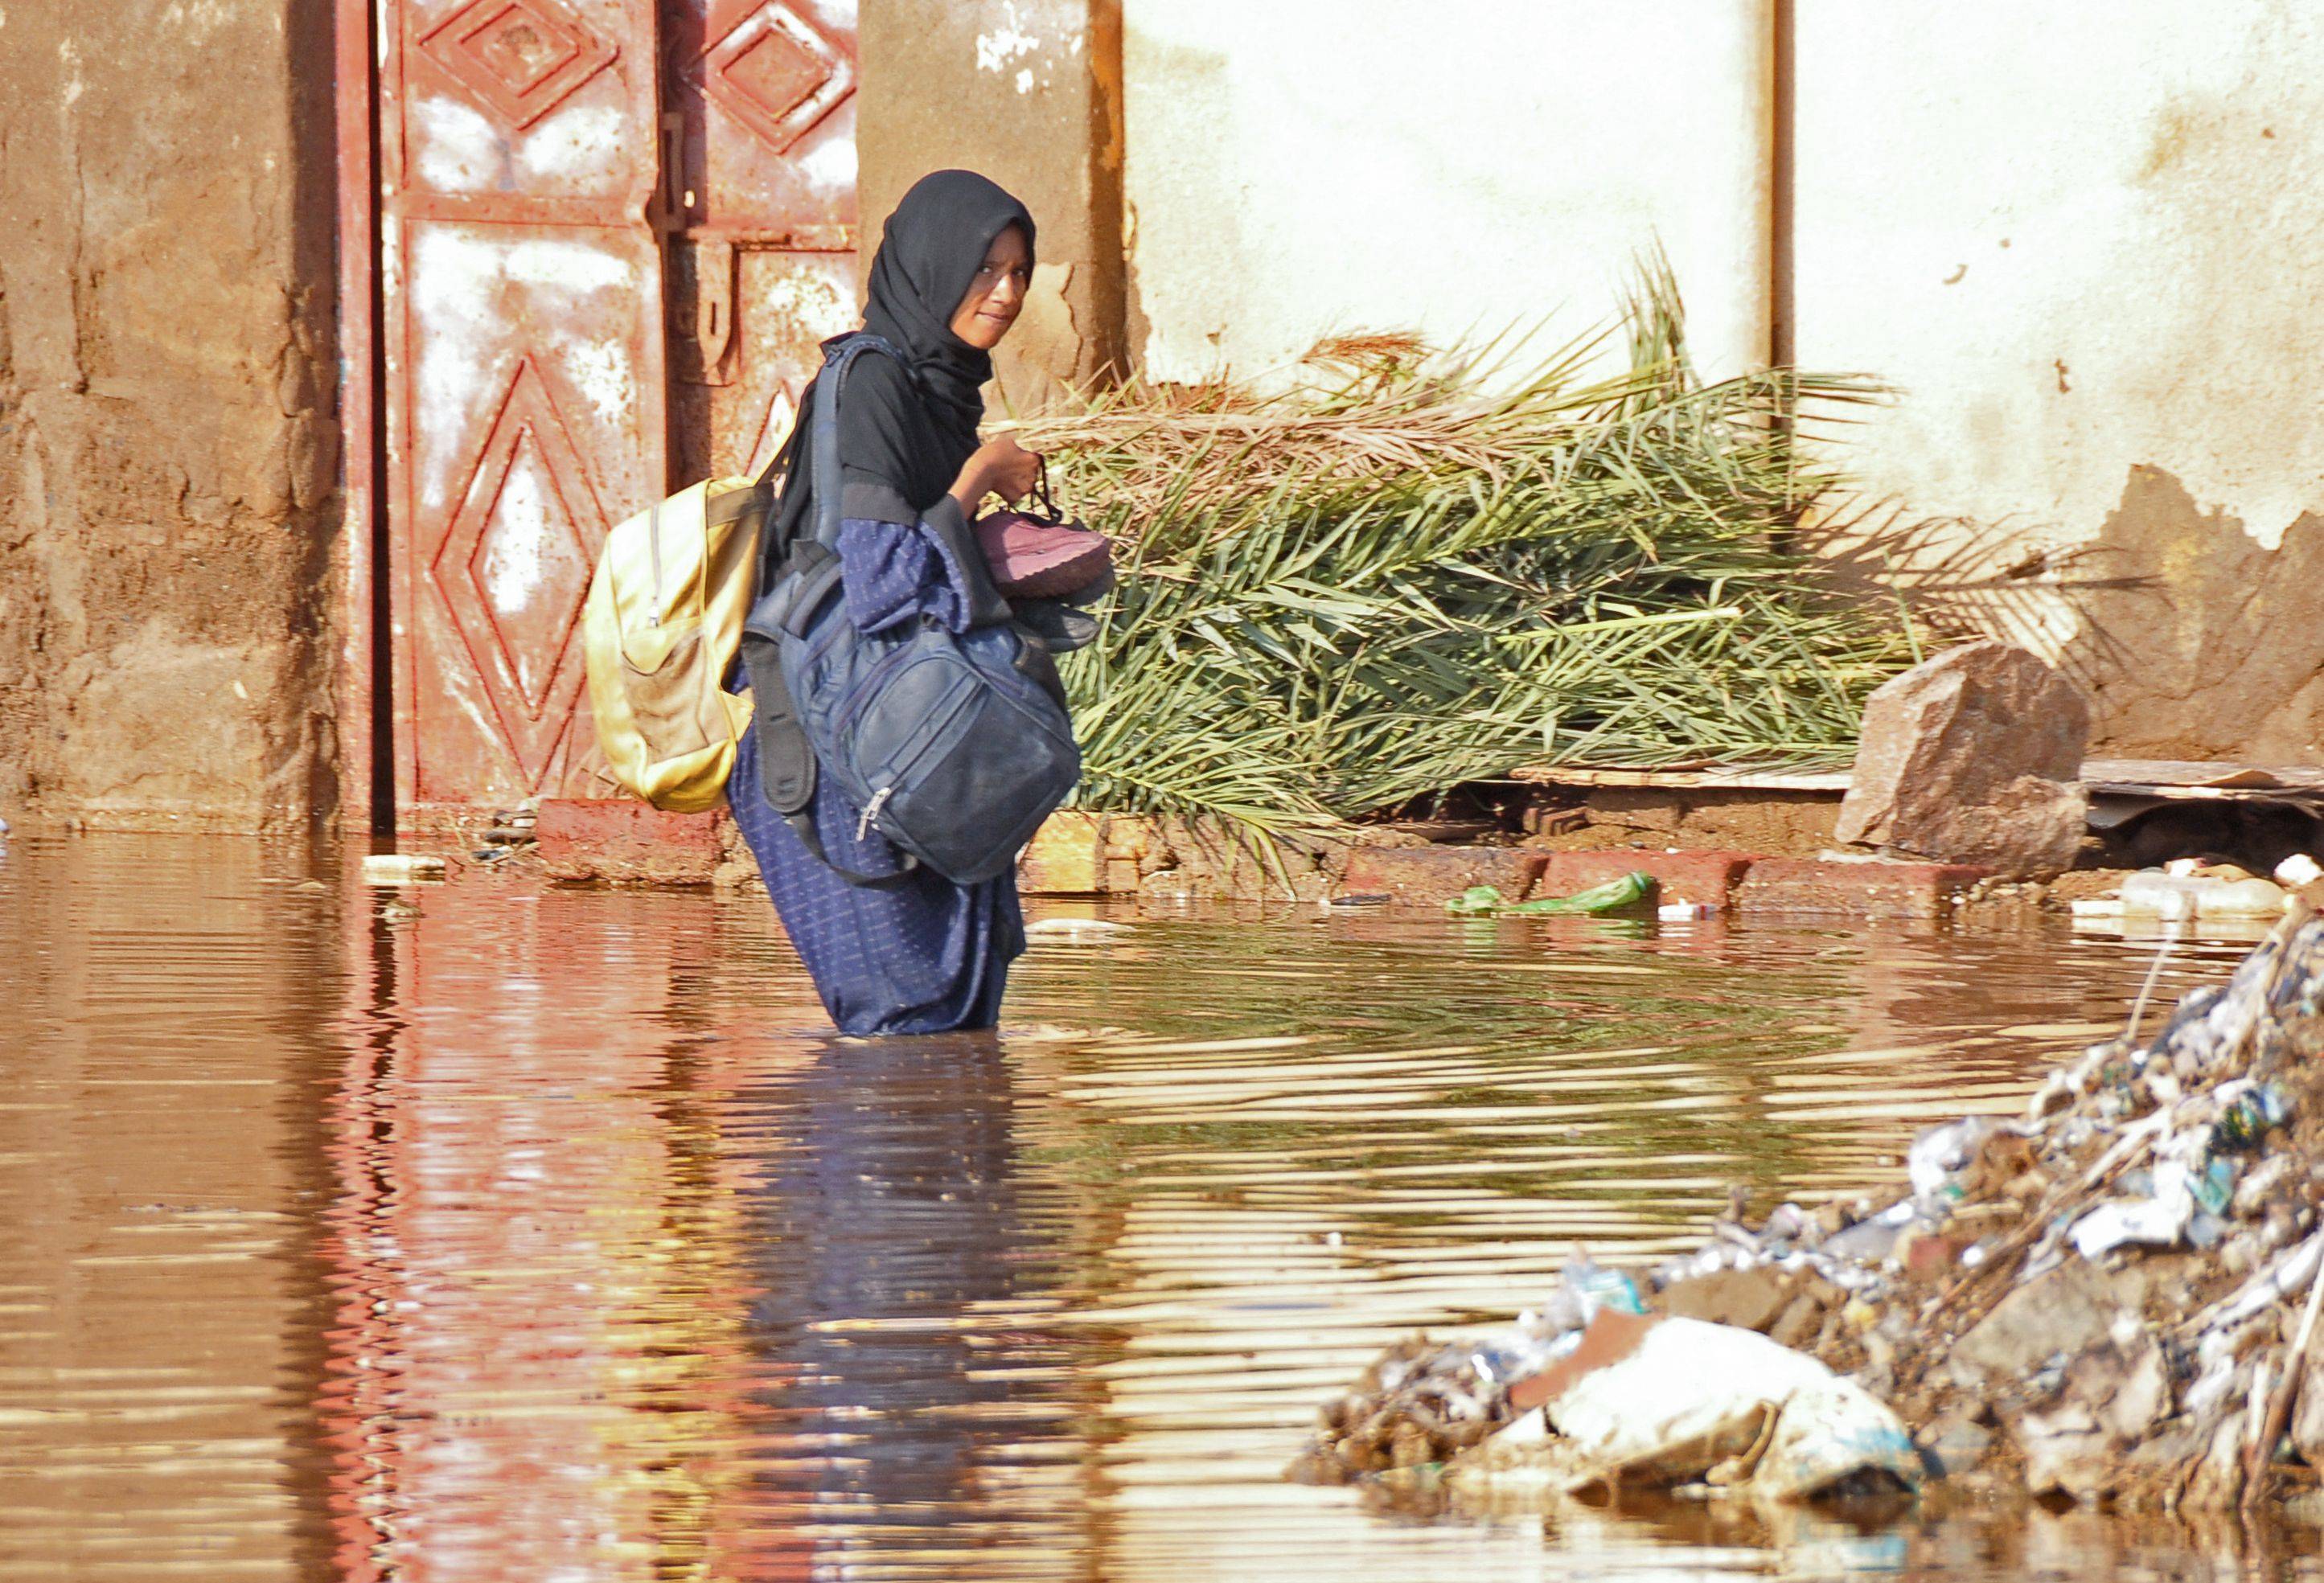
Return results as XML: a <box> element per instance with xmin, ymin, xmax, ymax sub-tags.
<box><xmin>727</xmin><ymin>514</ymin><xmax>1025</xmax><ymax>1036</ymax></box>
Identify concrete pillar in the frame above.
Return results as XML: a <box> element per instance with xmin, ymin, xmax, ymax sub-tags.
<box><xmin>857</xmin><ymin>0</ymin><xmax>1128</xmax><ymax>408</ymax></box>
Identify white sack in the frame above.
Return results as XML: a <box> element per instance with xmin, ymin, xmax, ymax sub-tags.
<box><xmin>1540</xmin><ymin>1315</ymin><xmax>1922</xmax><ymax>1500</ymax></box>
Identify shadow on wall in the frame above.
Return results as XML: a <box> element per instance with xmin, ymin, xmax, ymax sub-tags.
<box><xmin>2060</xmin><ymin>465</ymin><xmax>2324</xmax><ymax>761</ymax></box>
<box><xmin>1112</xmin><ymin>23</ymin><xmax>1240</xmax><ymax>385</ymax></box>
<box><xmin>1817</xmin><ymin>468</ymin><xmax>2324</xmax><ymax>762</ymax></box>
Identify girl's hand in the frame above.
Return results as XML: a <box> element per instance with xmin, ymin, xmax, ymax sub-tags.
<box><xmin>951</xmin><ymin>436</ymin><xmax>1042</xmax><ymax>513</ymax></box>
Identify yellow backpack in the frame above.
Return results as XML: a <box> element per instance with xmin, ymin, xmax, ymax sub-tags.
<box><xmin>581</xmin><ymin>467</ymin><xmax>774</xmax><ymax>813</ymax></box>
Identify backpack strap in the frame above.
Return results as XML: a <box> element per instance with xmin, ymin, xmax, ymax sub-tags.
<box><xmin>744</xmin><ymin>332</ymin><xmax>923</xmax><ymax>889</ymax></box>
<box><xmin>808</xmin><ymin>332</ymin><xmax>905</xmax><ymax>550</ymax></box>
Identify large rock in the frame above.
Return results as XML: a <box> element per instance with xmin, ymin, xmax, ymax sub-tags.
<box><xmin>1837</xmin><ymin>642</ymin><xmax>2092</xmax><ymax>877</ymax></box>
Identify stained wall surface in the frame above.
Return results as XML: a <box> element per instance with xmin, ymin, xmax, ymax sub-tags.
<box><xmin>1794</xmin><ymin>0</ymin><xmax>2324</xmax><ymax>759</ymax></box>
<box><xmin>1117</xmin><ymin>0</ymin><xmax>2324</xmax><ymax>757</ymax></box>
<box><xmin>0</xmin><ymin>0</ymin><xmax>340</xmax><ymax>830</ymax></box>
<box><xmin>1119</xmin><ymin>0</ymin><xmax>1773</xmax><ymax>387</ymax></box>
<box><xmin>858</xmin><ymin>0</ymin><xmax>1127</xmax><ymax>410</ymax></box>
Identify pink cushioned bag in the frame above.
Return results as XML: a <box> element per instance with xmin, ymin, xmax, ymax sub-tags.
<box><xmin>975</xmin><ymin>460</ymin><xmax>1113</xmax><ymax>600</ymax></box>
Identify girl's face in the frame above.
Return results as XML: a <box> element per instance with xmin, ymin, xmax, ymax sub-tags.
<box><xmin>949</xmin><ymin>224</ymin><xmax>1031</xmax><ymax>350</ymax></box>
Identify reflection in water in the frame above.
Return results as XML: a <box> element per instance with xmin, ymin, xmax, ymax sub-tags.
<box><xmin>314</xmin><ymin>878</ymin><xmax>1090</xmax><ymax>1580</ymax></box>
<box><xmin>715</xmin><ymin>1036</ymin><xmax>1089</xmax><ymax>1578</ymax></box>
<box><xmin>318</xmin><ymin>880</ymin><xmax>746</xmax><ymax>1580</ymax></box>
<box><xmin>2</xmin><ymin>835</ymin><xmax>2318</xmax><ymax>1580</ymax></box>
<box><xmin>0</xmin><ymin>836</ymin><xmax>339</xmax><ymax>1580</ymax></box>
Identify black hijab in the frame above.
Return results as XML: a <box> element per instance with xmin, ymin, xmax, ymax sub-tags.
<box><xmin>760</xmin><ymin>170</ymin><xmax>1037</xmax><ymax>579</ymax></box>
<box><xmin>864</xmin><ymin>170</ymin><xmax>1037</xmax><ymax>455</ymax></box>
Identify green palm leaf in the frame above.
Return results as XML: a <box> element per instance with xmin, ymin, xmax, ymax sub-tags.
<box><xmin>1005</xmin><ymin>267</ymin><xmax>1914</xmax><ymax>841</ymax></box>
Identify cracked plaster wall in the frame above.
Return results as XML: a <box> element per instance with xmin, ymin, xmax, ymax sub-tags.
<box><xmin>0</xmin><ymin>0</ymin><xmax>340</xmax><ymax>830</ymax></box>
<box><xmin>1796</xmin><ymin>0</ymin><xmax>2324</xmax><ymax>759</ymax></box>
<box><xmin>1111</xmin><ymin>1</ymin><xmax>2322</xmax><ymax>759</ymax></box>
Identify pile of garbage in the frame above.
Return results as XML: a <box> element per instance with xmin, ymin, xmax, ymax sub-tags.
<box><xmin>1295</xmin><ymin>887</ymin><xmax>2324</xmax><ymax>1511</ymax></box>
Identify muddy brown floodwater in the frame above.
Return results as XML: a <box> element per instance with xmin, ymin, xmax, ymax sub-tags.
<box><xmin>2</xmin><ymin>833</ymin><xmax>2319</xmax><ymax>1581</ymax></box>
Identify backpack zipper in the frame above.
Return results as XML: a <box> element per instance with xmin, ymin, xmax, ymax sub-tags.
<box><xmin>832</xmin><ymin>641</ymin><xmax>925</xmax><ymax>737</ymax></box>
<box><xmin>854</xmin><ymin>786</ymin><xmax>893</xmax><ymax>841</ymax></box>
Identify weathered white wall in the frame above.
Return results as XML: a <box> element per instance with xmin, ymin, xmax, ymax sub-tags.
<box><xmin>1122</xmin><ymin>0</ymin><xmax>1771</xmax><ymax>387</ymax></box>
<box><xmin>1794</xmin><ymin>0</ymin><xmax>2324</xmax><ymax>757</ymax></box>
<box><xmin>1113</xmin><ymin>0</ymin><xmax>2324</xmax><ymax>757</ymax></box>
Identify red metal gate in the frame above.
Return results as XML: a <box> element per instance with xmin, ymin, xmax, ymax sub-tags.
<box><xmin>342</xmin><ymin>0</ymin><xmax>858</xmax><ymax>827</ymax></box>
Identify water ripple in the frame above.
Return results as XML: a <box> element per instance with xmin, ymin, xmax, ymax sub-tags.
<box><xmin>0</xmin><ymin>835</ymin><xmax>2307</xmax><ymax>1580</ymax></box>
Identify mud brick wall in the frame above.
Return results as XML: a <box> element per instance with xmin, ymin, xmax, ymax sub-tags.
<box><xmin>0</xmin><ymin>0</ymin><xmax>340</xmax><ymax>830</ymax></box>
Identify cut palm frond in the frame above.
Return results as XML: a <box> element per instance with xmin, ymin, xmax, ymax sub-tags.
<box><xmin>1008</xmin><ymin>265</ymin><xmax>1913</xmax><ymax>837</ymax></box>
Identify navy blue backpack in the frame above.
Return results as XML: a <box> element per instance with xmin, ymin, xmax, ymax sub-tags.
<box><xmin>740</xmin><ymin>334</ymin><xmax>1081</xmax><ymax>887</ymax></box>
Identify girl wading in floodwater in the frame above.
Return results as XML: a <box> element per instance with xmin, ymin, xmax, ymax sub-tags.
<box><xmin>729</xmin><ymin>170</ymin><xmax>1055</xmax><ymax>1036</ymax></box>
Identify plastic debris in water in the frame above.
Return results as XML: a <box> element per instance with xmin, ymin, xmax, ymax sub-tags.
<box><xmin>1518</xmin><ymin>1312</ymin><xmax>1923</xmax><ymax>1501</ymax></box>
<box><xmin>1907</xmin><ymin>1118</ymin><xmax>1995</xmax><ymax>1203</ymax></box>
<box><xmin>361</xmin><ymin>853</ymin><xmax>447</xmax><ymax>885</ymax></box>
<box><xmin>2120</xmin><ymin>869</ymin><xmax>2289</xmax><ymax>919</ymax></box>
<box><xmin>1445</xmin><ymin>872</ymin><xmax>1655</xmax><ymax>917</ymax></box>
<box><xmin>1024</xmin><ymin>917</ymin><xmax>1134</xmax><ymax>939</ymax></box>
<box><xmin>2192</xmin><ymin>1155</ymin><xmax>2240</xmax><ymax>1217</ymax></box>
<box><xmin>1560</xmin><ymin>1250</ymin><xmax>1647</xmax><ymax>1321</ymax></box>
<box><xmin>2215</xmin><ymin>1083</ymin><xmax>2289</xmax><ymax>1150</ymax></box>
<box><xmin>1307</xmin><ymin>908</ymin><xmax>2324</xmax><ymax>1511</ymax></box>
<box><xmin>2071</xmin><ymin>1157</ymin><xmax>2198</xmax><ymax>1259</ymax></box>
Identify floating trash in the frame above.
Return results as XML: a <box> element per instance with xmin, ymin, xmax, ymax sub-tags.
<box><xmin>1446</xmin><ymin>873</ymin><xmax>1655</xmax><ymax>917</ymax></box>
<box><xmin>1302</xmin><ymin>881</ymin><xmax>2324</xmax><ymax>1511</ymax></box>
<box><xmin>361</xmin><ymin>853</ymin><xmax>447</xmax><ymax>885</ymax></box>
<box><xmin>1505</xmin><ymin>1310</ymin><xmax>1921</xmax><ymax>1502</ymax></box>
<box><xmin>1024</xmin><ymin>917</ymin><xmax>1134</xmax><ymax>940</ymax></box>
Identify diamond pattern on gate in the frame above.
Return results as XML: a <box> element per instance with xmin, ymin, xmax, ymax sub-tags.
<box><xmin>702</xmin><ymin>2</ymin><xmax>856</xmax><ymax>154</ymax></box>
<box><xmin>430</xmin><ymin>358</ymin><xmax>609</xmax><ymax>789</ymax></box>
<box><xmin>417</xmin><ymin>0</ymin><xmax>619</xmax><ymax>131</ymax></box>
